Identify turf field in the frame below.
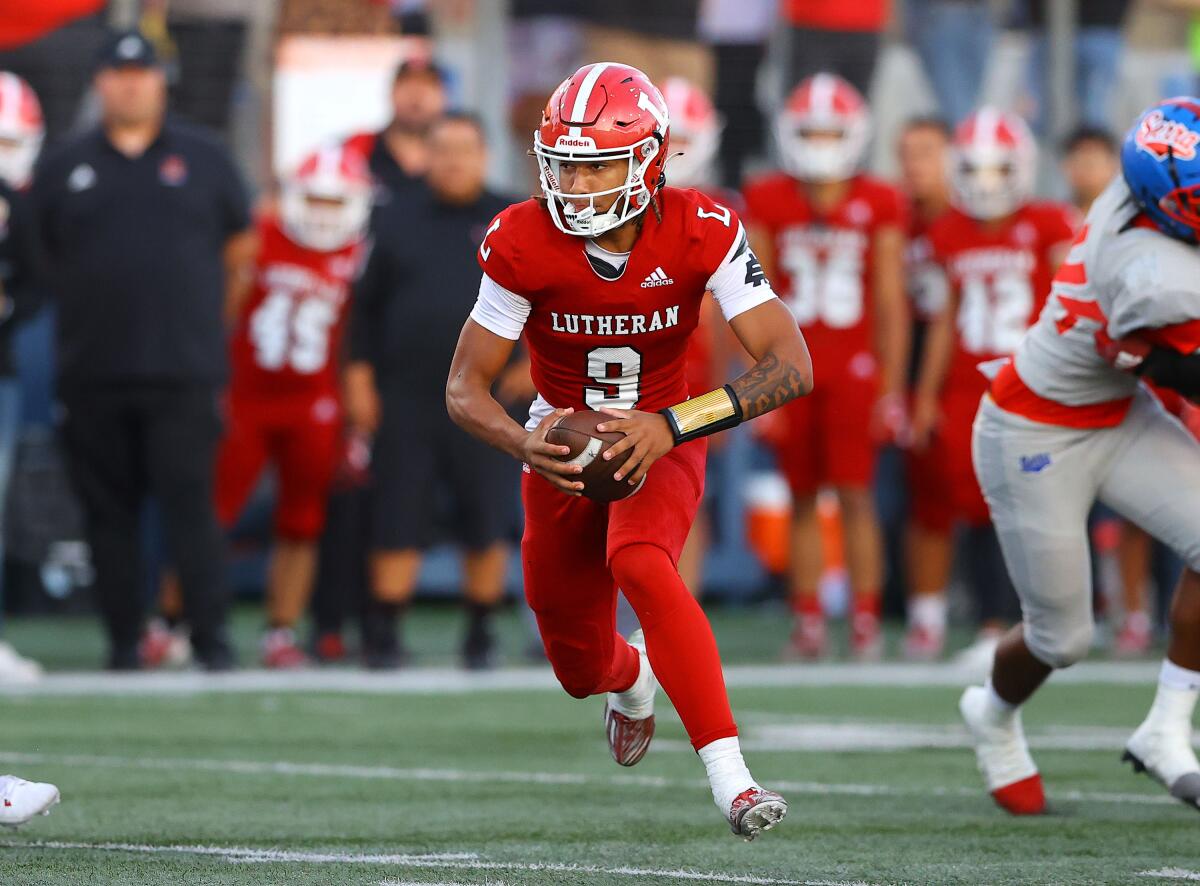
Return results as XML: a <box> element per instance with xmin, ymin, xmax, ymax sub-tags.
<box><xmin>0</xmin><ymin>606</ymin><xmax>1196</xmax><ymax>886</ymax></box>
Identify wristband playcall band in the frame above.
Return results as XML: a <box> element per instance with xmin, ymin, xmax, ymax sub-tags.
<box><xmin>660</xmin><ymin>384</ymin><xmax>744</xmax><ymax>445</ymax></box>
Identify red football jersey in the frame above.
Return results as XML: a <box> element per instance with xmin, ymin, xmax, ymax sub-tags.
<box><xmin>228</xmin><ymin>214</ymin><xmax>363</xmax><ymax>398</ymax></box>
<box><xmin>742</xmin><ymin>173</ymin><xmax>906</xmax><ymax>364</ymax></box>
<box><xmin>475</xmin><ymin>188</ymin><xmax>765</xmax><ymax>421</ymax></box>
<box><xmin>928</xmin><ymin>201</ymin><xmax>1077</xmax><ymax>396</ymax></box>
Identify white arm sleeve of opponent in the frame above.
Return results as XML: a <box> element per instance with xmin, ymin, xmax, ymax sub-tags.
<box><xmin>706</xmin><ymin>222</ymin><xmax>780</xmax><ymax>321</ymax></box>
<box><xmin>470</xmin><ymin>273</ymin><xmax>532</xmax><ymax>341</ymax></box>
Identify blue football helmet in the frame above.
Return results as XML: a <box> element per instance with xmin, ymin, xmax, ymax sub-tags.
<box><xmin>1121</xmin><ymin>97</ymin><xmax>1200</xmax><ymax>243</ymax></box>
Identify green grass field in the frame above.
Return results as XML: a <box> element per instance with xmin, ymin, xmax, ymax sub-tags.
<box><xmin>0</xmin><ymin>606</ymin><xmax>1195</xmax><ymax>885</ymax></box>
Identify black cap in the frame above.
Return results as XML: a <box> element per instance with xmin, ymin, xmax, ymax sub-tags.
<box><xmin>96</xmin><ymin>31</ymin><xmax>160</xmax><ymax>71</ymax></box>
<box><xmin>393</xmin><ymin>56</ymin><xmax>446</xmax><ymax>85</ymax></box>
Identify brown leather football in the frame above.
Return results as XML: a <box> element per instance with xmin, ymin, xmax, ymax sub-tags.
<box><xmin>545</xmin><ymin>409</ymin><xmax>639</xmax><ymax>503</ymax></box>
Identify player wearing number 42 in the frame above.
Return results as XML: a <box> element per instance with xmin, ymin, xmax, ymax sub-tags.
<box><xmin>446</xmin><ymin>62</ymin><xmax>813</xmax><ymax>840</ymax></box>
<box><xmin>218</xmin><ymin>144</ymin><xmax>371</xmax><ymax>666</ymax></box>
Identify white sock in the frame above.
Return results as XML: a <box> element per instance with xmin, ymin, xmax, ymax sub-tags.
<box><xmin>909</xmin><ymin>594</ymin><xmax>947</xmax><ymax>632</ymax></box>
<box><xmin>983</xmin><ymin>680</ymin><xmax>1017</xmax><ymax>724</ymax></box>
<box><xmin>1144</xmin><ymin>660</ymin><xmax>1200</xmax><ymax>731</ymax></box>
<box><xmin>608</xmin><ymin>651</ymin><xmax>654</xmax><ymax>719</ymax></box>
<box><xmin>698</xmin><ymin>736</ymin><xmax>757</xmax><ymax>814</ymax></box>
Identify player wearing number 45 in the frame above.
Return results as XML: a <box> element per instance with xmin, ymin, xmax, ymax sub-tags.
<box><xmin>217</xmin><ymin>144</ymin><xmax>371</xmax><ymax>667</ymax></box>
<box><xmin>907</xmin><ymin>109</ymin><xmax>1077</xmax><ymax>665</ymax></box>
<box><xmin>742</xmin><ymin>73</ymin><xmax>909</xmax><ymax>661</ymax></box>
<box><xmin>446</xmin><ymin>63</ymin><xmax>812</xmax><ymax>840</ymax></box>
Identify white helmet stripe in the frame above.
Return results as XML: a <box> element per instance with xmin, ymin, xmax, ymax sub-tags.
<box><xmin>0</xmin><ymin>73</ymin><xmax>18</xmax><ymax>134</ymax></box>
<box><xmin>810</xmin><ymin>72</ymin><xmax>836</xmax><ymax>117</ymax></box>
<box><xmin>975</xmin><ymin>106</ymin><xmax>999</xmax><ymax>151</ymax></box>
<box><xmin>567</xmin><ymin>62</ymin><xmax>611</xmax><ymax>138</ymax></box>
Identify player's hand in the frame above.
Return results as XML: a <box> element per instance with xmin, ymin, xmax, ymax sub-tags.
<box><xmin>495</xmin><ymin>359</ymin><xmax>536</xmax><ymax>406</ymax></box>
<box><xmin>870</xmin><ymin>392</ymin><xmax>908</xmax><ymax>444</ymax></box>
<box><xmin>908</xmin><ymin>393</ymin><xmax>940</xmax><ymax>452</ymax></box>
<box><xmin>1097</xmin><ymin>333</ymin><xmax>1153</xmax><ymax>373</ymax></box>
<box><xmin>596</xmin><ymin>407</ymin><xmax>674</xmax><ymax>487</ymax></box>
<box><xmin>522</xmin><ymin>408</ymin><xmax>585</xmax><ymax>496</ymax></box>
<box><xmin>343</xmin><ymin>363</ymin><xmax>381</xmax><ymax>434</ymax></box>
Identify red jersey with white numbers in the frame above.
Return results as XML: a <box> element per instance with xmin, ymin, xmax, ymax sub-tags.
<box><xmin>474</xmin><ymin>188</ymin><xmax>770</xmax><ymax>425</ymax></box>
<box><xmin>742</xmin><ymin>173</ymin><xmax>905</xmax><ymax>366</ymax></box>
<box><xmin>228</xmin><ymin>215</ymin><xmax>363</xmax><ymax>399</ymax></box>
<box><xmin>928</xmin><ymin>201</ymin><xmax>1076</xmax><ymax>397</ymax></box>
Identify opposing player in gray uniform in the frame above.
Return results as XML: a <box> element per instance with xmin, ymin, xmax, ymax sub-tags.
<box><xmin>961</xmin><ymin>97</ymin><xmax>1200</xmax><ymax>815</ymax></box>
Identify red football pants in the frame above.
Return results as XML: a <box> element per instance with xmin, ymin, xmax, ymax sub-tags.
<box><xmin>521</xmin><ymin>440</ymin><xmax>738</xmax><ymax>751</ymax></box>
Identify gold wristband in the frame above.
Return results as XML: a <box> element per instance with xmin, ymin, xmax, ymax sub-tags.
<box><xmin>660</xmin><ymin>385</ymin><xmax>744</xmax><ymax>444</ymax></box>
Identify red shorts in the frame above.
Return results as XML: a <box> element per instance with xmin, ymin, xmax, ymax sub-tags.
<box><xmin>520</xmin><ymin>439</ymin><xmax>706</xmax><ymax>614</ymax></box>
<box><xmin>215</xmin><ymin>390</ymin><xmax>342</xmax><ymax>540</ymax></box>
<box><xmin>910</xmin><ymin>387</ymin><xmax>989</xmax><ymax>532</ymax></box>
<box><xmin>772</xmin><ymin>349</ymin><xmax>879</xmax><ymax>496</ymax></box>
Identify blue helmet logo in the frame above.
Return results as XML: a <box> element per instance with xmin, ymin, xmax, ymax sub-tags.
<box><xmin>1121</xmin><ymin>97</ymin><xmax>1200</xmax><ymax>242</ymax></box>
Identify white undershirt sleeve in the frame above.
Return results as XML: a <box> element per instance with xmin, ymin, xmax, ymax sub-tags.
<box><xmin>470</xmin><ymin>273</ymin><xmax>532</xmax><ymax>341</ymax></box>
<box><xmin>707</xmin><ymin>222</ymin><xmax>780</xmax><ymax>321</ymax></box>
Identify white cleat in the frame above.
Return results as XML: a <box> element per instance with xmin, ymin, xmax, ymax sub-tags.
<box><xmin>603</xmin><ymin>629</ymin><xmax>657</xmax><ymax>767</ymax></box>
<box><xmin>0</xmin><ymin>775</ymin><xmax>60</xmax><ymax>828</ymax></box>
<box><xmin>0</xmin><ymin>642</ymin><xmax>42</xmax><ymax>684</ymax></box>
<box><xmin>1124</xmin><ymin>719</ymin><xmax>1200</xmax><ymax>811</ymax></box>
<box><xmin>959</xmin><ymin>686</ymin><xmax>1045</xmax><ymax>814</ymax></box>
<box><xmin>728</xmin><ymin>787</ymin><xmax>788</xmax><ymax>841</ymax></box>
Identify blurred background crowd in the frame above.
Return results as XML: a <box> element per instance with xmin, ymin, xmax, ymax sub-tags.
<box><xmin>0</xmin><ymin>0</ymin><xmax>1197</xmax><ymax>679</ymax></box>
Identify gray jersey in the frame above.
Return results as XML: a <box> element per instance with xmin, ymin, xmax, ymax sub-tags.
<box><xmin>1013</xmin><ymin>177</ymin><xmax>1200</xmax><ymax>407</ymax></box>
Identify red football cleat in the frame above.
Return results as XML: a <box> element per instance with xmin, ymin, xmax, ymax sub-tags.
<box><xmin>262</xmin><ymin>628</ymin><xmax>310</xmax><ymax>670</ymax></box>
<box><xmin>991</xmin><ymin>773</ymin><xmax>1046</xmax><ymax>815</ymax></box>
<box><xmin>784</xmin><ymin>614</ymin><xmax>828</xmax><ymax>660</ymax></box>
<box><xmin>851</xmin><ymin>610</ymin><xmax>883</xmax><ymax>662</ymax></box>
<box><xmin>603</xmin><ymin>703</ymin><xmax>655</xmax><ymax>767</ymax></box>
<box><xmin>728</xmin><ymin>787</ymin><xmax>788</xmax><ymax>841</ymax></box>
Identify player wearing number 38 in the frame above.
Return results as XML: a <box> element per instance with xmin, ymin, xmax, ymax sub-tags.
<box><xmin>446</xmin><ymin>62</ymin><xmax>813</xmax><ymax>840</ymax></box>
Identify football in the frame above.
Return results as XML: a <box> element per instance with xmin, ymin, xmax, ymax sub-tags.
<box><xmin>545</xmin><ymin>409</ymin><xmax>639</xmax><ymax>502</ymax></box>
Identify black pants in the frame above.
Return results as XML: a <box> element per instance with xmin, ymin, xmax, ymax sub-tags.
<box><xmin>786</xmin><ymin>26</ymin><xmax>881</xmax><ymax>97</ymax></box>
<box><xmin>58</xmin><ymin>382</ymin><xmax>229</xmax><ymax>658</ymax></box>
<box><xmin>712</xmin><ymin>42</ymin><xmax>767</xmax><ymax>190</ymax></box>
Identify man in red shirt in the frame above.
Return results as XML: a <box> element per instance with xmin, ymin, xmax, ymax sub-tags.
<box><xmin>217</xmin><ymin>144</ymin><xmax>370</xmax><ymax>667</ymax></box>
<box><xmin>447</xmin><ymin>63</ymin><xmax>811</xmax><ymax>839</ymax></box>
<box><xmin>744</xmin><ymin>73</ymin><xmax>908</xmax><ymax>660</ymax></box>
<box><xmin>910</xmin><ymin>108</ymin><xmax>1076</xmax><ymax>668</ymax></box>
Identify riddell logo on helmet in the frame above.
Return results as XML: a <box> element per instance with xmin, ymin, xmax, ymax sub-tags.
<box><xmin>1135</xmin><ymin>111</ymin><xmax>1200</xmax><ymax>161</ymax></box>
<box><xmin>555</xmin><ymin>135</ymin><xmax>597</xmax><ymax>150</ymax></box>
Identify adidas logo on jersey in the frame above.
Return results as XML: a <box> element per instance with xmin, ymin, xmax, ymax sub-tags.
<box><xmin>640</xmin><ymin>267</ymin><xmax>674</xmax><ymax>288</ymax></box>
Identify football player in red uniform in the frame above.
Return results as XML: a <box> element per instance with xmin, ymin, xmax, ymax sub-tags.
<box><xmin>659</xmin><ymin>76</ymin><xmax>734</xmax><ymax>598</ymax></box>
<box><xmin>743</xmin><ymin>73</ymin><xmax>909</xmax><ymax>660</ymax></box>
<box><xmin>910</xmin><ymin>108</ymin><xmax>1076</xmax><ymax>668</ymax></box>
<box><xmin>217</xmin><ymin>144</ymin><xmax>371</xmax><ymax>667</ymax></box>
<box><xmin>896</xmin><ymin>116</ymin><xmax>954</xmax><ymax>659</ymax></box>
<box><xmin>447</xmin><ymin>63</ymin><xmax>812</xmax><ymax>839</ymax></box>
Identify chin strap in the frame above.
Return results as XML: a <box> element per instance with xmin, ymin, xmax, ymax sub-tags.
<box><xmin>660</xmin><ymin>385</ymin><xmax>744</xmax><ymax>445</ymax></box>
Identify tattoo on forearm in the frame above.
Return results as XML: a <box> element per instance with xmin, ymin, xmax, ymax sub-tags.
<box><xmin>729</xmin><ymin>352</ymin><xmax>807</xmax><ymax>419</ymax></box>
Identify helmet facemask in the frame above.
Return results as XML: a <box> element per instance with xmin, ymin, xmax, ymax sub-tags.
<box><xmin>950</xmin><ymin>145</ymin><xmax>1034</xmax><ymax>221</ymax></box>
<box><xmin>281</xmin><ymin>186</ymin><xmax>370</xmax><ymax>253</ymax></box>
<box><xmin>535</xmin><ymin>133</ymin><xmax>662</xmax><ymax>237</ymax></box>
<box><xmin>0</xmin><ymin>132</ymin><xmax>42</xmax><ymax>190</ymax></box>
<box><xmin>776</xmin><ymin>116</ymin><xmax>868</xmax><ymax>183</ymax></box>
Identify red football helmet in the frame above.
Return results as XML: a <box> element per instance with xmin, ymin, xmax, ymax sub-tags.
<box><xmin>950</xmin><ymin>107</ymin><xmax>1036</xmax><ymax>220</ymax></box>
<box><xmin>281</xmin><ymin>143</ymin><xmax>372</xmax><ymax>252</ymax></box>
<box><xmin>0</xmin><ymin>72</ymin><xmax>44</xmax><ymax>190</ymax></box>
<box><xmin>534</xmin><ymin>62</ymin><xmax>670</xmax><ymax>237</ymax></box>
<box><xmin>776</xmin><ymin>73</ymin><xmax>870</xmax><ymax>182</ymax></box>
<box><xmin>661</xmin><ymin>76</ymin><xmax>720</xmax><ymax>188</ymax></box>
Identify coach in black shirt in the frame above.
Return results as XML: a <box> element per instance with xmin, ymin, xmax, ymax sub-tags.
<box><xmin>31</xmin><ymin>31</ymin><xmax>253</xmax><ymax>670</ymax></box>
<box><xmin>346</xmin><ymin>113</ymin><xmax>518</xmax><ymax>668</ymax></box>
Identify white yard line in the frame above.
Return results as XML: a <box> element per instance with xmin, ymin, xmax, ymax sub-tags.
<box><xmin>1140</xmin><ymin>871</ymin><xmax>1200</xmax><ymax>881</ymax></box>
<box><xmin>0</xmin><ymin>749</ymin><xmax>1177</xmax><ymax>808</ymax></box>
<box><xmin>0</xmin><ymin>660</ymin><xmax>1160</xmax><ymax>697</ymax></box>
<box><xmin>5</xmin><ymin>841</ymin><xmax>880</xmax><ymax>886</ymax></box>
